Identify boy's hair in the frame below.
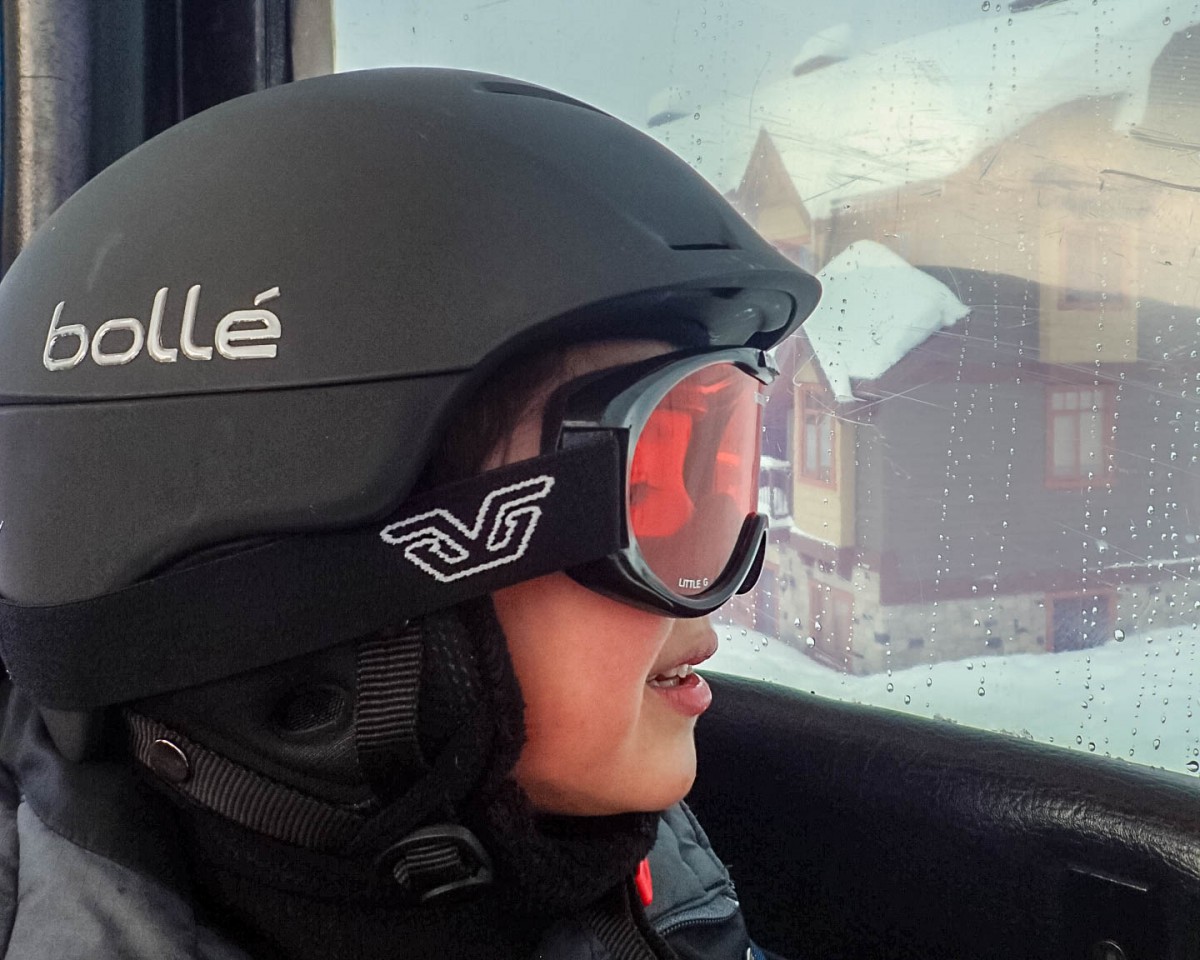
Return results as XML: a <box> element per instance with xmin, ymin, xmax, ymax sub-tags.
<box><xmin>418</xmin><ymin>348</ymin><xmax>570</xmax><ymax>489</ymax></box>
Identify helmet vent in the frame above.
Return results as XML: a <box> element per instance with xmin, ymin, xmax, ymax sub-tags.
<box><xmin>271</xmin><ymin>684</ymin><xmax>348</xmax><ymax>735</ymax></box>
<box><xmin>476</xmin><ymin>80</ymin><xmax>608</xmax><ymax>116</ymax></box>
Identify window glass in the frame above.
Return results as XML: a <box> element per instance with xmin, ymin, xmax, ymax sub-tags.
<box><xmin>333</xmin><ymin>0</ymin><xmax>1200</xmax><ymax>779</ymax></box>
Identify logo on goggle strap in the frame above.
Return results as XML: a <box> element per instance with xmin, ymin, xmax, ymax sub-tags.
<box><xmin>379</xmin><ymin>476</ymin><xmax>556</xmax><ymax>582</ymax></box>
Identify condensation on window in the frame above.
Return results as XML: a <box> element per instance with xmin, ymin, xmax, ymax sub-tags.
<box><xmin>333</xmin><ymin>0</ymin><xmax>1200</xmax><ymax>779</ymax></box>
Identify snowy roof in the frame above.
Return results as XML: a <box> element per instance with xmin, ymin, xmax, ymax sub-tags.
<box><xmin>790</xmin><ymin>23</ymin><xmax>854</xmax><ymax>75</ymax></box>
<box><xmin>802</xmin><ymin>240</ymin><xmax>970</xmax><ymax>402</ymax></box>
<box><xmin>650</xmin><ymin>1</ymin><xmax>1190</xmax><ymax>218</ymax></box>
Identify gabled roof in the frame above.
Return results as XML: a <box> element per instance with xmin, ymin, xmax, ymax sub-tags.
<box><xmin>650</xmin><ymin>1</ymin><xmax>1193</xmax><ymax>219</ymax></box>
<box><xmin>729</xmin><ymin>128</ymin><xmax>813</xmax><ymax>246</ymax></box>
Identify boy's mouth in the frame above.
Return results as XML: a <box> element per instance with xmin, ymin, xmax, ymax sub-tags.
<box><xmin>646</xmin><ymin>636</ymin><xmax>718</xmax><ymax>687</ymax></box>
<box><xmin>647</xmin><ymin>663</ymin><xmax>697</xmax><ymax>688</ymax></box>
<box><xmin>645</xmin><ymin>638</ymin><xmax>717</xmax><ymax>717</ymax></box>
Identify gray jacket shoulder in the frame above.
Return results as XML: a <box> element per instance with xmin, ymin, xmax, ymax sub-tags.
<box><xmin>0</xmin><ymin>798</ymin><xmax>249</xmax><ymax>960</ymax></box>
<box><xmin>645</xmin><ymin>802</ymin><xmax>742</xmax><ymax>936</ymax></box>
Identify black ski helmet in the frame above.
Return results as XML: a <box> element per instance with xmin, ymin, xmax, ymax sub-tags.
<box><xmin>0</xmin><ymin>68</ymin><xmax>819</xmax><ymax>710</ymax></box>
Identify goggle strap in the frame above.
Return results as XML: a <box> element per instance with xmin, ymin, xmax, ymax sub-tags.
<box><xmin>0</xmin><ymin>436</ymin><xmax>625</xmax><ymax>710</ymax></box>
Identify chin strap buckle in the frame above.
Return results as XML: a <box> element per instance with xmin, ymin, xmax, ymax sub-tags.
<box><xmin>377</xmin><ymin>824</ymin><xmax>494</xmax><ymax>904</ymax></box>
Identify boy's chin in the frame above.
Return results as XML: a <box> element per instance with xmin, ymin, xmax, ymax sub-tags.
<box><xmin>520</xmin><ymin>755</ymin><xmax>698</xmax><ymax>816</ymax></box>
<box><xmin>619</xmin><ymin>750</ymin><xmax>698</xmax><ymax>814</ymax></box>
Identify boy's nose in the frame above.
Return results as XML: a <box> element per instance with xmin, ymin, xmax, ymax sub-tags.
<box><xmin>671</xmin><ymin>615</ymin><xmax>717</xmax><ymax>644</ymax></box>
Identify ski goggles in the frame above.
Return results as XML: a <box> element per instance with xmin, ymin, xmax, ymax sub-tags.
<box><xmin>540</xmin><ymin>346</ymin><xmax>773</xmax><ymax>616</ymax></box>
<box><xmin>0</xmin><ymin>347</ymin><xmax>775</xmax><ymax>709</ymax></box>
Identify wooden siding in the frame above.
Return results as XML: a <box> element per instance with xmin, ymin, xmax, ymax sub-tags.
<box><xmin>791</xmin><ymin>392</ymin><xmax>857</xmax><ymax>549</ymax></box>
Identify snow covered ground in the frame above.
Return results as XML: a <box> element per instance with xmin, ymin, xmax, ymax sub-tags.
<box><xmin>707</xmin><ymin>618</ymin><xmax>1200</xmax><ymax>779</ymax></box>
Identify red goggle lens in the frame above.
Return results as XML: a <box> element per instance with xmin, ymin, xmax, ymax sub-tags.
<box><xmin>628</xmin><ymin>363</ymin><xmax>763</xmax><ymax>597</ymax></box>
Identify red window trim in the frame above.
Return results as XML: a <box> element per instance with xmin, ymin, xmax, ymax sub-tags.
<box><xmin>1044</xmin><ymin>384</ymin><xmax>1115</xmax><ymax>491</ymax></box>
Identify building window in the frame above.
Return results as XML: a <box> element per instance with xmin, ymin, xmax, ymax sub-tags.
<box><xmin>1057</xmin><ymin>224</ymin><xmax>1129</xmax><ymax>311</ymax></box>
<box><xmin>1046</xmin><ymin>386</ymin><xmax>1112</xmax><ymax>489</ymax></box>
<box><xmin>797</xmin><ymin>386</ymin><xmax>836</xmax><ymax>488</ymax></box>
<box><xmin>761</xmin><ymin>386</ymin><xmax>793</xmax><ymax>518</ymax></box>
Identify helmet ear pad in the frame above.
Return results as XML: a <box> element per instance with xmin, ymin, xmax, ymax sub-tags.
<box><xmin>130</xmin><ymin>598</ymin><xmax>529</xmax><ymax>816</ymax></box>
<box><xmin>133</xmin><ymin>640</ymin><xmax>370</xmax><ymax>807</ymax></box>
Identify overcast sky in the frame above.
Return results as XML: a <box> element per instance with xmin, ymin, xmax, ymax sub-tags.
<box><xmin>332</xmin><ymin>0</ymin><xmax>999</xmax><ymax>128</ymax></box>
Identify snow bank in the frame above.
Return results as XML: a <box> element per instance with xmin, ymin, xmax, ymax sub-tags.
<box><xmin>708</xmin><ymin>618</ymin><xmax>1200</xmax><ymax>779</ymax></box>
<box><xmin>802</xmin><ymin>240</ymin><xmax>969</xmax><ymax>401</ymax></box>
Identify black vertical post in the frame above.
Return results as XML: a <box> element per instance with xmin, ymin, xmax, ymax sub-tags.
<box><xmin>1</xmin><ymin>0</ymin><xmax>297</xmax><ymax>274</ymax></box>
<box><xmin>179</xmin><ymin>0</ymin><xmax>291</xmax><ymax>119</ymax></box>
<box><xmin>1</xmin><ymin>0</ymin><xmax>92</xmax><ymax>272</ymax></box>
<box><xmin>0</xmin><ymin>1</ymin><xmax>297</xmax><ymax>272</ymax></box>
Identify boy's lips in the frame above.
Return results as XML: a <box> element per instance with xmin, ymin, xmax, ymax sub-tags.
<box><xmin>645</xmin><ymin>633</ymin><xmax>718</xmax><ymax>718</ymax></box>
<box><xmin>647</xmin><ymin>630</ymin><xmax>718</xmax><ymax>678</ymax></box>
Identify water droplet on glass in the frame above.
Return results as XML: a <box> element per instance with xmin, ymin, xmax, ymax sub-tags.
<box><xmin>1188</xmin><ymin>761</ymin><xmax>1200</xmax><ymax>774</ymax></box>
<box><xmin>1163</xmin><ymin>15</ymin><xmax>1172</xmax><ymax>25</ymax></box>
<box><xmin>886</xmin><ymin>683</ymin><xmax>894</xmax><ymax>693</ymax></box>
<box><xmin>903</xmin><ymin>695</ymin><xmax>912</xmax><ymax>705</ymax></box>
<box><xmin>1114</xmin><ymin>628</ymin><xmax>1126</xmax><ymax>642</ymax></box>
<box><xmin>977</xmin><ymin>687</ymin><xmax>986</xmax><ymax>697</ymax></box>
<box><xmin>981</xmin><ymin>0</ymin><xmax>991</xmax><ymax>9</ymax></box>
<box><xmin>1153</xmin><ymin>738</ymin><xmax>1162</xmax><ymax>750</ymax></box>
<box><xmin>926</xmin><ymin>677</ymin><xmax>933</xmax><ymax>687</ymax></box>
<box><xmin>805</xmin><ymin>636</ymin><xmax>816</xmax><ymax>648</ymax></box>
<box><xmin>1087</xmin><ymin>742</ymin><xmax>1096</xmax><ymax>752</ymax></box>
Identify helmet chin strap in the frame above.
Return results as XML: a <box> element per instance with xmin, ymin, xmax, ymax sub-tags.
<box><xmin>124</xmin><ymin>600</ymin><xmax>524</xmax><ymax>903</ymax></box>
<box><xmin>39</xmin><ymin>706</ymin><xmax>110</xmax><ymax>763</ymax></box>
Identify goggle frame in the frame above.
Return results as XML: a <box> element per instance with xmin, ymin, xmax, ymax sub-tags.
<box><xmin>541</xmin><ymin>347</ymin><xmax>776</xmax><ymax>617</ymax></box>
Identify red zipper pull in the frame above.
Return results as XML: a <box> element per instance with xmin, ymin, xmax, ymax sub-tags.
<box><xmin>634</xmin><ymin>857</ymin><xmax>654</xmax><ymax>907</ymax></box>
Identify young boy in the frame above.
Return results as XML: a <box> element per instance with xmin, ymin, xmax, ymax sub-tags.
<box><xmin>0</xmin><ymin>68</ymin><xmax>819</xmax><ymax>958</ymax></box>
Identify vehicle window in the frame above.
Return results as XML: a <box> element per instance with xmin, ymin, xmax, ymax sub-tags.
<box><xmin>333</xmin><ymin>0</ymin><xmax>1200</xmax><ymax>779</ymax></box>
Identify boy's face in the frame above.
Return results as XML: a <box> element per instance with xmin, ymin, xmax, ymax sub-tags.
<box><xmin>489</xmin><ymin>341</ymin><xmax>720</xmax><ymax>815</ymax></box>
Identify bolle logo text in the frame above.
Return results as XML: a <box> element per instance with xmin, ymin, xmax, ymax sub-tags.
<box><xmin>43</xmin><ymin>284</ymin><xmax>282</xmax><ymax>371</ymax></box>
<box><xmin>678</xmin><ymin>577</ymin><xmax>711</xmax><ymax>590</ymax></box>
<box><xmin>380</xmin><ymin>476</ymin><xmax>556</xmax><ymax>583</ymax></box>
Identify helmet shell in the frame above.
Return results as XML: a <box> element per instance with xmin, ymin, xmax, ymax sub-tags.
<box><xmin>0</xmin><ymin>68</ymin><xmax>819</xmax><ymax>604</ymax></box>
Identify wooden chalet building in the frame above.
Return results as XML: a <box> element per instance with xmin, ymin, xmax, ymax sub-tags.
<box><xmin>702</xmin><ymin>16</ymin><xmax>1200</xmax><ymax>673</ymax></box>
